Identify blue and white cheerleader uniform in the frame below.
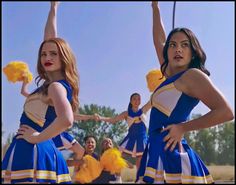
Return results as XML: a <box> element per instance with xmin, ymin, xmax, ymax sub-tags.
<box><xmin>41</xmin><ymin>92</ymin><xmax>77</xmax><ymax>152</ymax></box>
<box><xmin>119</xmin><ymin>108</ymin><xmax>148</xmax><ymax>157</ymax></box>
<box><xmin>2</xmin><ymin>80</ymin><xmax>72</xmax><ymax>183</ymax></box>
<box><xmin>52</xmin><ymin>132</ymin><xmax>77</xmax><ymax>151</ymax></box>
<box><xmin>137</xmin><ymin>70</ymin><xmax>214</xmax><ymax>184</ymax></box>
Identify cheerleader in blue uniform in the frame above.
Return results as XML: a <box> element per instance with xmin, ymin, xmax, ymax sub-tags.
<box><xmin>45</xmin><ymin>114</ymin><xmax>97</xmax><ymax>159</ymax></box>
<box><xmin>21</xmin><ymin>79</ymin><xmax>96</xmax><ymax>161</ymax></box>
<box><xmin>136</xmin><ymin>2</ymin><xmax>234</xmax><ymax>183</ymax></box>
<box><xmin>1</xmin><ymin>36</ymin><xmax>81</xmax><ymax>183</ymax></box>
<box><xmin>19</xmin><ymin>1</ymin><xmax>98</xmax><ymax>162</ymax></box>
<box><xmin>21</xmin><ymin>75</ymin><xmax>97</xmax><ymax>161</ymax></box>
<box><xmin>98</xmin><ymin>93</ymin><xmax>151</xmax><ymax>172</ymax></box>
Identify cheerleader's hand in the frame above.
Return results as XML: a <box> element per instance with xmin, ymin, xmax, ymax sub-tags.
<box><xmin>162</xmin><ymin>123</ymin><xmax>185</xmax><ymax>152</ymax></box>
<box><xmin>94</xmin><ymin>113</ymin><xmax>99</xmax><ymax>121</ymax></box>
<box><xmin>152</xmin><ymin>1</ymin><xmax>158</xmax><ymax>8</ymax></box>
<box><xmin>51</xmin><ymin>1</ymin><xmax>60</xmax><ymax>8</ymax></box>
<box><xmin>94</xmin><ymin>113</ymin><xmax>101</xmax><ymax>122</ymax></box>
<box><xmin>16</xmin><ymin>124</ymin><xmax>40</xmax><ymax>144</ymax></box>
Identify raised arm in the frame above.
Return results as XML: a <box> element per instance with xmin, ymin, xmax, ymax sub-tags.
<box><xmin>141</xmin><ymin>100</ymin><xmax>152</xmax><ymax>114</ymax></box>
<box><xmin>21</xmin><ymin>81</ymin><xmax>30</xmax><ymax>97</ymax></box>
<box><xmin>98</xmin><ymin>111</ymin><xmax>127</xmax><ymax>124</ymax></box>
<box><xmin>20</xmin><ymin>72</ymin><xmax>32</xmax><ymax>97</ymax></box>
<box><xmin>44</xmin><ymin>1</ymin><xmax>59</xmax><ymax>40</ymax></box>
<box><xmin>152</xmin><ymin>1</ymin><xmax>166</xmax><ymax>66</ymax></box>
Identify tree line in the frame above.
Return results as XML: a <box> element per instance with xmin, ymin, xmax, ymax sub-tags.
<box><xmin>2</xmin><ymin>104</ymin><xmax>235</xmax><ymax>165</ymax></box>
<box><xmin>185</xmin><ymin>113</ymin><xmax>234</xmax><ymax>165</ymax></box>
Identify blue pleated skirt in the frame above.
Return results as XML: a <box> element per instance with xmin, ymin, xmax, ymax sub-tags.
<box><xmin>53</xmin><ymin>131</ymin><xmax>77</xmax><ymax>151</ymax></box>
<box><xmin>119</xmin><ymin>122</ymin><xmax>147</xmax><ymax>157</ymax></box>
<box><xmin>2</xmin><ymin>136</ymin><xmax>71</xmax><ymax>183</ymax></box>
<box><xmin>136</xmin><ymin>130</ymin><xmax>214</xmax><ymax>184</ymax></box>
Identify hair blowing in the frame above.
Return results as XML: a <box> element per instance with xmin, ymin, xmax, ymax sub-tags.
<box><xmin>161</xmin><ymin>27</ymin><xmax>210</xmax><ymax>77</ymax></box>
<box><xmin>35</xmin><ymin>37</ymin><xmax>79</xmax><ymax>112</ymax></box>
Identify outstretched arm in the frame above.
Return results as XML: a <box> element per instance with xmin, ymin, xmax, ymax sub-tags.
<box><xmin>152</xmin><ymin>1</ymin><xmax>166</xmax><ymax>66</ymax></box>
<box><xmin>141</xmin><ymin>100</ymin><xmax>152</xmax><ymax>114</ymax></box>
<box><xmin>44</xmin><ymin>1</ymin><xmax>59</xmax><ymax>40</ymax></box>
<box><xmin>98</xmin><ymin>111</ymin><xmax>127</xmax><ymax>124</ymax></box>
<box><xmin>74</xmin><ymin>113</ymin><xmax>98</xmax><ymax>122</ymax></box>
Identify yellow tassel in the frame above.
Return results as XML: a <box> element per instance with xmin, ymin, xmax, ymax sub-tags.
<box><xmin>3</xmin><ymin>61</ymin><xmax>33</xmax><ymax>83</ymax></box>
<box><xmin>146</xmin><ymin>69</ymin><xmax>165</xmax><ymax>92</ymax></box>
<box><xmin>74</xmin><ymin>155</ymin><xmax>102</xmax><ymax>184</ymax></box>
<box><xmin>100</xmin><ymin>148</ymin><xmax>128</xmax><ymax>174</ymax></box>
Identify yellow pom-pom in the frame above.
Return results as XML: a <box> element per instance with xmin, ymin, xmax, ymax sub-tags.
<box><xmin>146</xmin><ymin>69</ymin><xmax>165</xmax><ymax>92</ymax></box>
<box><xmin>3</xmin><ymin>61</ymin><xmax>33</xmax><ymax>83</ymax></box>
<box><xmin>100</xmin><ymin>148</ymin><xmax>128</xmax><ymax>174</ymax></box>
<box><xmin>74</xmin><ymin>155</ymin><xmax>102</xmax><ymax>184</ymax></box>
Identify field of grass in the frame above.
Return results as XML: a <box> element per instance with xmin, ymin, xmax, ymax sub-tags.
<box><xmin>69</xmin><ymin>165</ymin><xmax>234</xmax><ymax>182</ymax></box>
<box><xmin>207</xmin><ymin>165</ymin><xmax>235</xmax><ymax>181</ymax></box>
<box><xmin>121</xmin><ymin>165</ymin><xmax>235</xmax><ymax>182</ymax></box>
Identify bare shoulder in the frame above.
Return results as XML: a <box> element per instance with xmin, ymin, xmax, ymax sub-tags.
<box><xmin>48</xmin><ymin>81</ymin><xmax>65</xmax><ymax>90</ymax></box>
<box><xmin>177</xmin><ymin>68</ymin><xmax>210</xmax><ymax>86</ymax></box>
<box><xmin>175</xmin><ymin>68</ymin><xmax>212</xmax><ymax>97</ymax></box>
<box><xmin>48</xmin><ymin>82</ymin><xmax>67</xmax><ymax>97</ymax></box>
<box><xmin>183</xmin><ymin>68</ymin><xmax>208</xmax><ymax>78</ymax></box>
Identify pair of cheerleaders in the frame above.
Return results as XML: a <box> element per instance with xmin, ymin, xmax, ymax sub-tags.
<box><xmin>2</xmin><ymin>1</ymin><xmax>234</xmax><ymax>184</ymax></box>
<box><xmin>20</xmin><ymin>0</ymin><xmax>150</xmax><ymax>175</ymax></box>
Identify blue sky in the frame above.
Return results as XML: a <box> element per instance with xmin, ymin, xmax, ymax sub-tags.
<box><xmin>2</xmin><ymin>2</ymin><xmax>235</xmax><ymax>143</ymax></box>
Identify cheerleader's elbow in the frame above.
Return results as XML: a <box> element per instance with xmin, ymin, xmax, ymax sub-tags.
<box><xmin>61</xmin><ymin>115</ymin><xmax>74</xmax><ymax>129</ymax></box>
<box><xmin>225</xmin><ymin>107</ymin><xmax>234</xmax><ymax>121</ymax></box>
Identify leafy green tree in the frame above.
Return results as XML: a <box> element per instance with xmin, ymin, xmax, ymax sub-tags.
<box><xmin>184</xmin><ymin>113</ymin><xmax>219</xmax><ymax>165</ymax></box>
<box><xmin>69</xmin><ymin>104</ymin><xmax>128</xmax><ymax>154</ymax></box>
<box><xmin>184</xmin><ymin>131</ymin><xmax>196</xmax><ymax>148</ymax></box>
<box><xmin>185</xmin><ymin>113</ymin><xmax>234</xmax><ymax>165</ymax></box>
<box><xmin>193</xmin><ymin>127</ymin><xmax>217</xmax><ymax>165</ymax></box>
<box><xmin>184</xmin><ymin>113</ymin><xmax>202</xmax><ymax>149</ymax></box>
<box><xmin>216</xmin><ymin>121</ymin><xmax>235</xmax><ymax>165</ymax></box>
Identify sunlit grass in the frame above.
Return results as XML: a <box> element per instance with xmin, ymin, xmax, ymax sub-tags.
<box><xmin>120</xmin><ymin>165</ymin><xmax>235</xmax><ymax>182</ymax></box>
<box><xmin>69</xmin><ymin>165</ymin><xmax>234</xmax><ymax>182</ymax></box>
<box><xmin>207</xmin><ymin>165</ymin><xmax>235</xmax><ymax>181</ymax></box>
<box><xmin>120</xmin><ymin>167</ymin><xmax>137</xmax><ymax>182</ymax></box>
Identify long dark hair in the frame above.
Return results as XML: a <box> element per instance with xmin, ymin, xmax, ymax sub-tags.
<box><xmin>127</xmin><ymin>93</ymin><xmax>140</xmax><ymax>114</ymax></box>
<box><xmin>161</xmin><ymin>27</ymin><xmax>210</xmax><ymax>77</ymax></box>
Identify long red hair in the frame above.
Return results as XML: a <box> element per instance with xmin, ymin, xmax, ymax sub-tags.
<box><xmin>35</xmin><ymin>37</ymin><xmax>79</xmax><ymax>112</ymax></box>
